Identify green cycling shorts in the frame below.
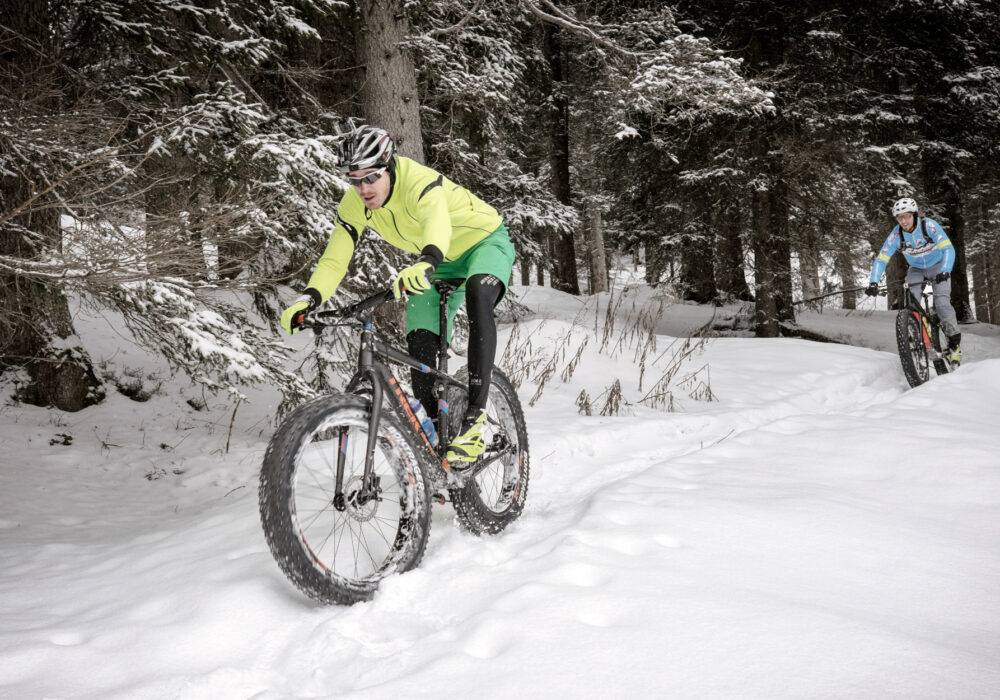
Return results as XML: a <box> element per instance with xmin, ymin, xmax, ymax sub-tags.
<box><xmin>405</xmin><ymin>224</ymin><xmax>515</xmax><ymax>341</ymax></box>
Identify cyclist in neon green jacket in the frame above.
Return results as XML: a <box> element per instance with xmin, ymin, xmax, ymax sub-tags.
<box><xmin>281</xmin><ymin>126</ymin><xmax>515</xmax><ymax>466</ymax></box>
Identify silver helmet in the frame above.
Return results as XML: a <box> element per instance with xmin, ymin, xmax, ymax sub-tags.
<box><xmin>338</xmin><ymin>126</ymin><xmax>395</xmax><ymax>172</ymax></box>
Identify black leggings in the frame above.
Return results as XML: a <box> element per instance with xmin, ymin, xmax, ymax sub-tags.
<box><xmin>407</xmin><ymin>273</ymin><xmax>504</xmax><ymax>420</ymax></box>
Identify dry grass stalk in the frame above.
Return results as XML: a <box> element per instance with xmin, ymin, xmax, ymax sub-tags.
<box><xmin>502</xmin><ymin>287</ymin><xmax>714</xmax><ymax>414</ymax></box>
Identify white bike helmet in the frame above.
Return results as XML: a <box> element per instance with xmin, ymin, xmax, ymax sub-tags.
<box><xmin>891</xmin><ymin>197</ymin><xmax>918</xmax><ymax>217</ymax></box>
<box><xmin>338</xmin><ymin>126</ymin><xmax>395</xmax><ymax>172</ymax></box>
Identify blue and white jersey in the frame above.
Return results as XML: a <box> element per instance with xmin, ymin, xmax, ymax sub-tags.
<box><xmin>869</xmin><ymin>217</ymin><xmax>955</xmax><ymax>283</ymax></box>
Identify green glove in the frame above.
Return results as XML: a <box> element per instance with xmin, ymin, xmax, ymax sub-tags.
<box><xmin>393</xmin><ymin>260</ymin><xmax>434</xmax><ymax>299</ymax></box>
<box><xmin>280</xmin><ymin>294</ymin><xmax>317</xmax><ymax>334</ymax></box>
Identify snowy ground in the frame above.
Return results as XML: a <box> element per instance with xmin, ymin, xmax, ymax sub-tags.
<box><xmin>2</xmin><ymin>283</ymin><xmax>999</xmax><ymax>699</ymax></box>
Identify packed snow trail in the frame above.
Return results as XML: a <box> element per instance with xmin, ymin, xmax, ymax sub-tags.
<box><xmin>1</xmin><ymin>290</ymin><xmax>999</xmax><ymax>699</ymax></box>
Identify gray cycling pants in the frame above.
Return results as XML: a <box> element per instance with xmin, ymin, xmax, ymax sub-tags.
<box><xmin>906</xmin><ymin>261</ymin><xmax>959</xmax><ymax>337</ymax></box>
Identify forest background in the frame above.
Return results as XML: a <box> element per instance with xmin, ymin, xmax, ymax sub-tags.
<box><xmin>2</xmin><ymin>0</ymin><xmax>999</xmax><ymax>413</ymax></box>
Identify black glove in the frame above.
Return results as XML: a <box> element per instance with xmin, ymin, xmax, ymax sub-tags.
<box><xmin>934</xmin><ymin>271</ymin><xmax>950</xmax><ymax>284</ymax></box>
<box><xmin>864</xmin><ymin>282</ymin><xmax>879</xmax><ymax>297</ymax></box>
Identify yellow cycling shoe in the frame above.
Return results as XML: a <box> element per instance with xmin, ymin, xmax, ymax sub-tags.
<box><xmin>445</xmin><ymin>411</ymin><xmax>488</xmax><ymax>465</ymax></box>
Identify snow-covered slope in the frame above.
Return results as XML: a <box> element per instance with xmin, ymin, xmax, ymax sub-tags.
<box><xmin>1</xmin><ymin>284</ymin><xmax>999</xmax><ymax>699</ymax></box>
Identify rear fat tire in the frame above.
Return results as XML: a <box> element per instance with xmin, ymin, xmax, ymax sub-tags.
<box><xmin>259</xmin><ymin>394</ymin><xmax>431</xmax><ymax>604</ymax></box>
<box><xmin>895</xmin><ymin>310</ymin><xmax>931</xmax><ymax>388</ymax></box>
<box><xmin>446</xmin><ymin>368</ymin><xmax>530</xmax><ymax>535</ymax></box>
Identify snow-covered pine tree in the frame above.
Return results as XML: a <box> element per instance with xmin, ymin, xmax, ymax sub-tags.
<box><xmin>551</xmin><ymin>1</ymin><xmax>771</xmax><ymax>303</ymax></box>
<box><xmin>1</xmin><ymin>0</ymin><xmax>354</xmax><ymax>410</ymax></box>
<box><xmin>407</xmin><ymin>0</ymin><xmax>578</xmax><ymax>285</ymax></box>
<box><xmin>1</xmin><ymin>0</ymin><xmax>104</xmax><ymax>410</ymax></box>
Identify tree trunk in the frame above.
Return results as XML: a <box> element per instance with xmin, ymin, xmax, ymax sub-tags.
<box><xmin>971</xmin><ymin>247</ymin><xmax>988</xmax><ymax>322</ymax></box>
<box><xmin>974</xmin><ymin>236</ymin><xmax>1000</xmax><ymax>323</ymax></box>
<box><xmin>744</xmin><ymin>17</ymin><xmax>792</xmax><ymax>334</ymax></box>
<box><xmin>586</xmin><ymin>201</ymin><xmax>608</xmax><ymax>294</ymax></box>
<box><xmin>144</xmin><ymin>154</ymin><xmax>197</xmax><ymax>278</ymax></box>
<box><xmin>520</xmin><ymin>256</ymin><xmax>531</xmax><ymax>286</ymax></box>
<box><xmin>536</xmin><ymin>229</ymin><xmax>547</xmax><ymax>286</ymax></box>
<box><xmin>751</xmin><ymin>153</ymin><xmax>794</xmax><ymax>336</ymax></box>
<box><xmin>213</xmin><ymin>179</ymin><xmax>257</xmax><ymax>280</ymax></box>
<box><xmin>798</xmin><ymin>228</ymin><xmax>821</xmax><ymax>310</ymax></box>
<box><xmin>356</xmin><ymin>0</ymin><xmax>424</xmax><ymax>161</ymax></box>
<box><xmin>770</xmin><ymin>177</ymin><xmax>794</xmax><ymax>322</ymax></box>
<box><xmin>644</xmin><ymin>243</ymin><xmax>672</xmax><ymax>287</ymax></box>
<box><xmin>751</xmin><ymin>182</ymin><xmax>779</xmax><ymax>337</ymax></box>
<box><xmin>835</xmin><ymin>246</ymin><xmax>856</xmax><ymax>310</ymax></box>
<box><xmin>922</xmin><ymin>155</ymin><xmax>973</xmax><ymax>321</ymax></box>
<box><xmin>716</xmin><ymin>217</ymin><xmax>751</xmax><ymax>300</ymax></box>
<box><xmin>680</xmin><ymin>231</ymin><xmax>716</xmax><ymax>303</ymax></box>
<box><xmin>989</xmin><ymin>240</ymin><xmax>1000</xmax><ymax>324</ymax></box>
<box><xmin>542</xmin><ymin>23</ymin><xmax>579</xmax><ymax>295</ymax></box>
<box><xmin>943</xmin><ymin>194</ymin><xmax>972</xmax><ymax>322</ymax></box>
<box><xmin>0</xmin><ymin>189</ymin><xmax>104</xmax><ymax>411</ymax></box>
<box><xmin>968</xmin><ymin>197</ymin><xmax>998</xmax><ymax>323</ymax></box>
<box><xmin>0</xmin><ymin>1</ymin><xmax>103</xmax><ymax>411</ymax></box>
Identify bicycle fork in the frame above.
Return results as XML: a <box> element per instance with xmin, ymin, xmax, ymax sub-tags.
<box><xmin>914</xmin><ymin>311</ymin><xmax>953</xmax><ymax>365</ymax></box>
<box><xmin>334</xmin><ymin>325</ymin><xmax>385</xmax><ymax>511</ymax></box>
<box><xmin>915</xmin><ymin>312</ymin><xmax>929</xmax><ymax>345</ymax></box>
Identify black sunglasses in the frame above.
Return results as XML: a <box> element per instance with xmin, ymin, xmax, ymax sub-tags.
<box><xmin>347</xmin><ymin>168</ymin><xmax>387</xmax><ymax>187</ymax></box>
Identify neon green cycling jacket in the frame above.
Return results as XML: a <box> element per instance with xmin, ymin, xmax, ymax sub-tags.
<box><xmin>306</xmin><ymin>156</ymin><xmax>504</xmax><ymax>302</ymax></box>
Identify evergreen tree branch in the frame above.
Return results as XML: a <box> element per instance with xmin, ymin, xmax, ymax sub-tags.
<box><xmin>428</xmin><ymin>0</ymin><xmax>483</xmax><ymax>38</ymax></box>
<box><xmin>517</xmin><ymin>0</ymin><xmax>651</xmax><ymax>60</ymax></box>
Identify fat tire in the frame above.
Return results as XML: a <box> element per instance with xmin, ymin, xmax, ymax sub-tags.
<box><xmin>259</xmin><ymin>393</ymin><xmax>431</xmax><ymax>604</ymax></box>
<box><xmin>895</xmin><ymin>309</ymin><xmax>931</xmax><ymax>388</ymax></box>
<box><xmin>446</xmin><ymin>368</ymin><xmax>530</xmax><ymax>535</ymax></box>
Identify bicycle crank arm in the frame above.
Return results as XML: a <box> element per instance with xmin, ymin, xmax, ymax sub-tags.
<box><xmin>441</xmin><ymin>449</ymin><xmax>508</xmax><ymax>488</ymax></box>
<box><xmin>467</xmin><ymin>447</ymin><xmax>513</xmax><ymax>479</ymax></box>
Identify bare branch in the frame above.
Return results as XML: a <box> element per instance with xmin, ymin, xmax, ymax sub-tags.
<box><xmin>518</xmin><ymin>0</ymin><xmax>651</xmax><ymax>61</ymax></box>
<box><xmin>429</xmin><ymin>1</ymin><xmax>484</xmax><ymax>39</ymax></box>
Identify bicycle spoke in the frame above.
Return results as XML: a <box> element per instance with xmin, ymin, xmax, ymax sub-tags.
<box><xmin>312</xmin><ymin>516</ymin><xmax>340</xmax><ymax>563</ymax></box>
<box><xmin>358</xmin><ymin>524</ymin><xmax>380</xmax><ymax>574</ymax></box>
<box><xmin>283</xmin><ymin>409</ymin><xmax>420</xmax><ymax>584</ymax></box>
<box><xmin>333</xmin><ymin>508</ymin><xmax>350</xmax><ymax>570</ymax></box>
<box><xmin>297</xmin><ymin>502</ymin><xmax>332</xmax><ymax>533</ymax></box>
<box><xmin>260</xmin><ymin>328</ymin><xmax>439</xmax><ymax>603</ymax></box>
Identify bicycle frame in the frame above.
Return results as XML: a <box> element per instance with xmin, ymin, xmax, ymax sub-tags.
<box><xmin>304</xmin><ymin>281</ymin><xmax>472</xmax><ymax>506</ymax></box>
<box><xmin>903</xmin><ymin>281</ymin><xmax>947</xmax><ymax>362</ymax></box>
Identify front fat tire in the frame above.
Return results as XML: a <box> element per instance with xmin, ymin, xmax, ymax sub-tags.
<box><xmin>258</xmin><ymin>394</ymin><xmax>431</xmax><ymax>605</ymax></box>
<box><xmin>446</xmin><ymin>368</ymin><xmax>530</xmax><ymax>535</ymax></box>
<box><xmin>895</xmin><ymin>310</ymin><xmax>930</xmax><ymax>388</ymax></box>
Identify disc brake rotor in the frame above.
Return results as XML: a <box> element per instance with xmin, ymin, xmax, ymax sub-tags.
<box><xmin>344</xmin><ymin>475</ymin><xmax>380</xmax><ymax>522</ymax></box>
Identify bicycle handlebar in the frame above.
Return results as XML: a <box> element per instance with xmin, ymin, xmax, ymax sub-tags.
<box><xmin>867</xmin><ymin>281</ymin><xmax>935</xmax><ymax>298</ymax></box>
<box><xmin>299</xmin><ymin>277</ymin><xmax>469</xmax><ymax>332</ymax></box>
<box><xmin>305</xmin><ymin>277</ymin><xmax>469</xmax><ymax>327</ymax></box>
<box><xmin>331</xmin><ymin>288</ymin><xmax>397</xmax><ymax>320</ymax></box>
<box><xmin>298</xmin><ymin>287</ymin><xmax>396</xmax><ymax>331</ymax></box>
